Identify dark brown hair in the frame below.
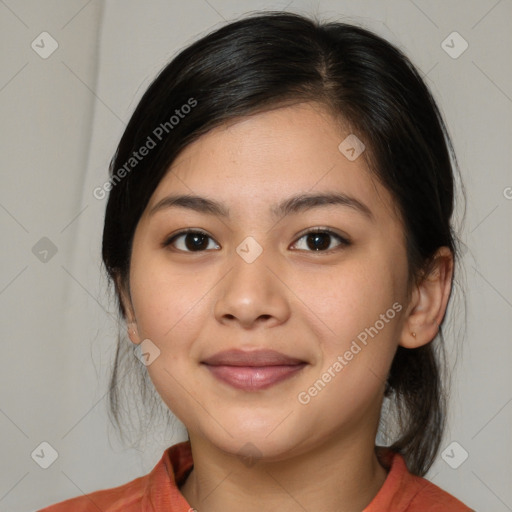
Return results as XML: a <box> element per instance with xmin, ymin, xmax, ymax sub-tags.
<box><xmin>101</xmin><ymin>11</ymin><xmax>464</xmax><ymax>476</ymax></box>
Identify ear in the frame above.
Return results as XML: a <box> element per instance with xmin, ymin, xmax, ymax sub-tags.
<box><xmin>399</xmin><ymin>247</ymin><xmax>454</xmax><ymax>348</ymax></box>
<box><xmin>114</xmin><ymin>273</ymin><xmax>142</xmax><ymax>345</ymax></box>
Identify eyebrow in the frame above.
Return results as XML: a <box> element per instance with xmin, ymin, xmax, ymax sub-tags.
<box><xmin>149</xmin><ymin>192</ymin><xmax>374</xmax><ymax>221</ymax></box>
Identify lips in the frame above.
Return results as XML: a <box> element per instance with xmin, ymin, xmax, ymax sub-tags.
<box><xmin>202</xmin><ymin>349</ymin><xmax>305</xmax><ymax>366</ymax></box>
<box><xmin>201</xmin><ymin>349</ymin><xmax>307</xmax><ymax>391</ymax></box>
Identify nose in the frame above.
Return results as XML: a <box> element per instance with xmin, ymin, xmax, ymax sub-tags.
<box><xmin>213</xmin><ymin>245</ymin><xmax>291</xmax><ymax>330</ymax></box>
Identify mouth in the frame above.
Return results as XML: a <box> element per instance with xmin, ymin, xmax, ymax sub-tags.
<box><xmin>201</xmin><ymin>349</ymin><xmax>308</xmax><ymax>391</ymax></box>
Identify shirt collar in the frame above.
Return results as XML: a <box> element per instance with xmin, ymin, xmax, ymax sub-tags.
<box><xmin>141</xmin><ymin>441</ymin><xmax>417</xmax><ymax>512</ymax></box>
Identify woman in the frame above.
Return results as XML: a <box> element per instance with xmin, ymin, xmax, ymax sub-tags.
<box><xmin>40</xmin><ymin>11</ymin><xmax>472</xmax><ymax>511</ymax></box>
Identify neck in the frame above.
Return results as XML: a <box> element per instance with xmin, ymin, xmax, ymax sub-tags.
<box><xmin>179</xmin><ymin>431</ymin><xmax>388</xmax><ymax>512</ymax></box>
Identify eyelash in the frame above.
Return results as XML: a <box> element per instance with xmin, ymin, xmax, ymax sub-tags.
<box><xmin>162</xmin><ymin>227</ymin><xmax>351</xmax><ymax>253</ymax></box>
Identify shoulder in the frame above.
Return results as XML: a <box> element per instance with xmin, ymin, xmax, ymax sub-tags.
<box><xmin>406</xmin><ymin>476</ymin><xmax>474</xmax><ymax>511</ymax></box>
<box><xmin>37</xmin><ymin>473</ymin><xmax>147</xmax><ymax>512</ymax></box>
<box><xmin>37</xmin><ymin>441</ymin><xmax>194</xmax><ymax>512</ymax></box>
<box><xmin>365</xmin><ymin>448</ymin><xmax>473</xmax><ymax>511</ymax></box>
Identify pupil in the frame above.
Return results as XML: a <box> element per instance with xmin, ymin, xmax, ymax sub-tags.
<box><xmin>308</xmin><ymin>233</ymin><xmax>329</xmax><ymax>251</ymax></box>
<box><xmin>186</xmin><ymin>233</ymin><xmax>208</xmax><ymax>251</ymax></box>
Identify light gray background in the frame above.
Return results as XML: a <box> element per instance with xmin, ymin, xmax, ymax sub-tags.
<box><xmin>1</xmin><ymin>1</ymin><xmax>511</xmax><ymax>511</ymax></box>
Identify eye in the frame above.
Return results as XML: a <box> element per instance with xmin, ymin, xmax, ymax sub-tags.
<box><xmin>162</xmin><ymin>229</ymin><xmax>220</xmax><ymax>252</ymax></box>
<box><xmin>291</xmin><ymin>228</ymin><xmax>351</xmax><ymax>252</ymax></box>
<box><xmin>162</xmin><ymin>227</ymin><xmax>351</xmax><ymax>253</ymax></box>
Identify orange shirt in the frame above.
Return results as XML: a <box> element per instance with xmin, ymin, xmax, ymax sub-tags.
<box><xmin>38</xmin><ymin>441</ymin><xmax>473</xmax><ymax>511</ymax></box>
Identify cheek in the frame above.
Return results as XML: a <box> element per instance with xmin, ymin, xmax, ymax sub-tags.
<box><xmin>129</xmin><ymin>248</ymin><xmax>207</xmax><ymax>345</ymax></box>
<box><xmin>294</xmin><ymin>276</ymin><xmax>401</xmax><ymax>427</ymax></box>
<box><xmin>292</xmin><ymin>251</ymin><xmax>405</xmax><ymax>394</ymax></box>
<box><xmin>293</xmin><ymin>253</ymin><xmax>403</xmax><ymax>342</ymax></box>
<box><xmin>128</xmin><ymin>254</ymin><xmax>210</xmax><ymax>424</ymax></box>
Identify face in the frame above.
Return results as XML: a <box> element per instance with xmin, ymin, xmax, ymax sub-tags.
<box><xmin>124</xmin><ymin>102</ymin><xmax>412</xmax><ymax>461</ymax></box>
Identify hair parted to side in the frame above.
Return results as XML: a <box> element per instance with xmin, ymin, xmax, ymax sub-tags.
<box><xmin>101</xmin><ymin>11</ymin><xmax>464</xmax><ymax>476</ymax></box>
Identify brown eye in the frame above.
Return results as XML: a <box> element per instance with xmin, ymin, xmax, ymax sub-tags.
<box><xmin>163</xmin><ymin>230</ymin><xmax>220</xmax><ymax>252</ymax></box>
<box><xmin>292</xmin><ymin>229</ymin><xmax>351</xmax><ymax>252</ymax></box>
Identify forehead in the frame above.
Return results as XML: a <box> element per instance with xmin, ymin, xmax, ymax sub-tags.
<box><xmin>145</xmin><ymin>102</ymin><xmax>398</xmax><ymax>225</ymax></box>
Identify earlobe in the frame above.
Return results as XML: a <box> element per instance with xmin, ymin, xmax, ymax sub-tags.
<box><xmin>399</xmin><ymin>247</ymin><xmax>453</xmax><ymax>349</ymax></box>
<box><xmin>126</xmin><ymin>322</ymin><xmax>141</xmax><ymax>345</ymax></box>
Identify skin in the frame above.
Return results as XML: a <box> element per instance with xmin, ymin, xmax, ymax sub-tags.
<box><xmin>119</xmin><ymin>102</ymin><xmax>453</xmax><ymax>512</ymax></box>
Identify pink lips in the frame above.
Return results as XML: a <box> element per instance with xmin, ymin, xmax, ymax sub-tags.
<box><xmin>202</xmin><ymin>349</ymin><xmax>307</xmax><ymax>391</ymax></box>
